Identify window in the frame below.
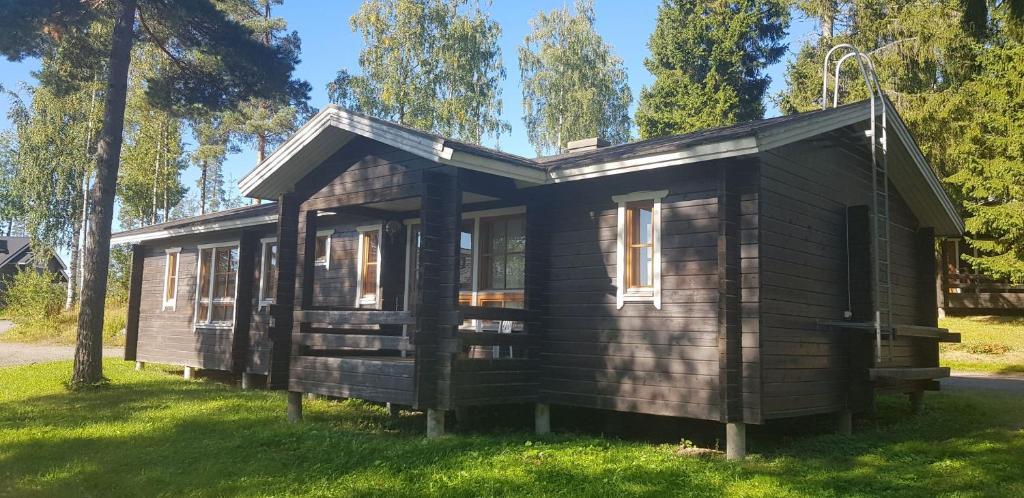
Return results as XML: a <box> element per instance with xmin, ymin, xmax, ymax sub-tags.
<box><xmin>258</xmin><ymin>238</ymin><xmax>278</xmax><ymax>307</ymax></box>
<box><xmin>314</xmin><ymin>230</ymin><xmax>333</xmax><ymax>268</ymax></box>
<box><xmin>356</xmin><ymin>226</ymin><xmax>381</xmax><ymax>306</ymax></box>
<box><xmin>613</xmin><ymin>190</ymin><xmax>666</xmax><ymax>309</ymax></box>
<box><xmin>195</xmin><ymin>244</ymin><xmax>239</xmax><ymax>326</ymax></box>
<box><xmin>479</xmin><ymin>215</ymin><xmax>525</xmax><ymax>291</ymax></box>
<box><xmin>162</xmin><ymin>248</ymin><xmax>181</xmax><ymax>310</ymax></box>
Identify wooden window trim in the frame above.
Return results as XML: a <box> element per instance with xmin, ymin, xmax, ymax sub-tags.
<box><xmin>194</xmin><ymin>242</ymin><xmax>239</xmax><ymax>328</ymax></box>
<box><xmin>162</xmin><ymin>247</ymin><xmax>181</xmax><ymax>311</ymax></box>
<box><xmin>355</xmin><ymin>225</ymin><xmax>382</xmax><ymax>307</ymax></box>
<box><xmin>613</xmin><ymin>190</ymin><xmax>666</xmax><ymax>309</ymax></box>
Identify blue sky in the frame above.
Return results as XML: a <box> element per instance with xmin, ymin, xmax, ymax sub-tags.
<box><xmin>0</xmin><ymin>1</ymin><xmax>817</xmax><ymax>216</ymax></box>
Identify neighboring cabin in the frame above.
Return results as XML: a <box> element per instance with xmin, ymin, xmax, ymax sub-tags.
<box><xmin>0</xmin><ymin>237</ymin><xmax>69</xmax><ymax>306</ymax></box>
<box><xmin>111</xmin><ymin>99</ymin><xmax>962</xmax><ymax>458</ymax></box>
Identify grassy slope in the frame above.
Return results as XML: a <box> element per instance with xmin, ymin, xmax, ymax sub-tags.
<box><xmin>0</xmin><ymin>301</ymin><xmax>127</xmax><ymax>347</ymax></box>
<box><xmin>1</xmin><ymin>361</ymin><xmax>1023</xmax><ymax>497</ymax></box>
<box><xmin>940</xmin><ymin>316</ymin><xmax>1024</xmax><ymax>374</ymax></box>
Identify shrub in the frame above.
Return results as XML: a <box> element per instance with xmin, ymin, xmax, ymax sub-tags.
<box><xmin>947</xmin><ymin>342</ymin><xmax>1013</xmax><ymax>355</ymax></box>
<box><xmin>0</xmin><ymin>268</ymin><xmax>64</xmax><ymax>322</ymax></box>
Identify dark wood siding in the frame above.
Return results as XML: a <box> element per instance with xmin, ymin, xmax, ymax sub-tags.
<box><xmin>758</xmin><ymin>138</ymin><xmax>931</xmax><ymax>419</ymax></box>
<box><xmin>135</xmin><ymin>226</ymin><xmax>275</xmax><ymax>372</ymax></box>
<box><xmin>535</xmin><ymin>163</ymin><xmax>759</xmax><ymax>422</ymax></box>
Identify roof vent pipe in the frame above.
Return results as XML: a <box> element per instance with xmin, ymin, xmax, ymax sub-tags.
<box><xmin>565</xmin><ymin>137</ymin><xmax>609</xmax><ymax>153</ymax></box>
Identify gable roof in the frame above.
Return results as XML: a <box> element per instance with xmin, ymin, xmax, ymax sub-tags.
<box><xmin>0</xmin><ymin>237</ymin><xmax>31</xmax><ymax>269</ymax></box>
<box><xmin>110</xmin><ymin>203</ymin><xmax>279</xmax><ymax>245</ymax></box>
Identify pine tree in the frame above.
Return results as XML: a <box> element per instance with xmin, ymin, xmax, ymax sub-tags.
<box><xmin>328</xmin><ymin>0</ymin><xmax>508</xmax><ymax>145</ymax></box>
<box><xmin>635</xmin><ymin>0</ymin><xmax>789</xmax><ymax>138</ymax></box>
<box><xmin>0</xmin><ymin>0</ymin><xmax>300</xmax><ymax>387</ymax></box>
<box><xmin>188</xmin><ymin>113</ymin><xmax>232</xmax><ymax>215</ymax></box>
<box><xmin>518</xmin><ymin>0</ymin><xmax>632</xmax><ymax>155</ymax></box>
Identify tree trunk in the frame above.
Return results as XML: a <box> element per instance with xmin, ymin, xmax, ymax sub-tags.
<box><xmin>72</xmin><ymin>0</ymin><xmax>138</xmax><ymax>389</ymax></box>
<box><xmin>822</xmin><ymin>1</ymin><xmax>836</xmax><ymax>39</ymax></box>
<box><xmin>200</xmin><ymin>159</ymin><xmax>208</xmax><ymax>215</ymax></box>
<box><xmin>64</xmin><ymin>208</ymin><xmax>82</xmax><ymax>310</ymax></box>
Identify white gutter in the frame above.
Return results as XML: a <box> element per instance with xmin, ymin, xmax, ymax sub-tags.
<box><xmin>111</xmin><ymin>214</ymin><xmax>279</xmax><ymax>245</ymax></box>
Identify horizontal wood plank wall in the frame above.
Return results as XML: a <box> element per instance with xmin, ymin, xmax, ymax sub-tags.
<box><xmin>536</xmin><ymin>164</ymin><xmax>733</xmax><ymax>421</ymax></box>
<box><xmin>134</xmin><ymin>228</ymin><xmax>275</xmax><ymax>372</ymax></box>
<box><xmin>758</xmin><ymin>138</ymin><xmax>927</xmax><ymax>419</ymax></box>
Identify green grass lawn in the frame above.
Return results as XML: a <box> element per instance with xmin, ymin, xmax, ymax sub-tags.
<box><xmin>940</xmin><ymin>316</ymin><xmax>1024</xmax><ymax>374</ymax></box>
<box><xmin>1</xmin><ymin>361</ymin><xmax>1023</xmax><ymax>497</ymax></box>
<box><xmin>0</xmin><ymin>301</ymin><xmax>127</xmax><ymax>347</ymax></box>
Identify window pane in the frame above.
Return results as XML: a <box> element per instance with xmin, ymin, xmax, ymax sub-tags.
<box><xmin>361</xmin><ymin>231</ymin><xmax>379</xmax><ymax>299</ymax></box>
<box><xmin>315</xmin><ymin>235</ymin><xmax>328</xmax><ymax>264</ymax></box>
<box><xmin>263</xmin><ymin>244</ymin><xmax>278</xmax><ymax>301</ymax></box>
<box><xmin>198</xmin><ymin>248</ymin><xmax>212</xmax><ymax>297</ymax></box>
<box><xmin>165</xmin><ymin>253</ymin><xmax>177</xmax><ymax>301</ymax></box>
<box><xmin>638</xmin><ymin>207</ymin><xmax>652</xmax><ymax>245</ymax></box>
<box><xmin>211</xmin><ymin>303</ymin><xmax>233</xmax><ymax>322</ymax></box>
<box><xmin>489</xmin><ymin>254</ymin><xmax>506</xmax><ymax>289</ymax></box>
<box><xmin>489</xmin><ymin>220</ymin><xmax>506</xmax><ymax>254</ymax></box>
<box><xmin>507</xmin><ymin>217</ymin><xmax>525</xmax><ymax>252</ymax></box>
<box><xmin>506</xmin><ymin>253</ymin><xmax>525</xmax><ymax>289</ymax></box>
<box><xmin>198</xmin><ymin>302</ymin><xmax>210</xmax><ymax>322</ymax></box>
<box><xmin>460</xmin><ymin>221</ymin><xmax>474</xmax><ymax>291</ymax></box>
<box><xmin>635</xmin><ymin>246</ymin><xmax>651</xmax><ymax>287</ymax></box>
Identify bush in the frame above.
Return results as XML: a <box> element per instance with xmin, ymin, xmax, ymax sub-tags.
<box><xmin>0</xmin><ymin>268</ymin><xmax>64</xmax><ymax>322</ymax></box>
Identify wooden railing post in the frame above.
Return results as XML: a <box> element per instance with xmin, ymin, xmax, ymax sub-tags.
<box><xmin>268</xmin><ymin>193</ymin><xmax>300</xmax><ymax>389</ymax></box>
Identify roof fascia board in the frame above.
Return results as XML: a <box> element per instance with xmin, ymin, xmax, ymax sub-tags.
<box><xmin>755</xmin><ymin>103</ymin><xmax>870</xmax><ymax>150</ymax></box>
<box><xmin>548</xmin><ymin>136</ymin><xmax>761</xmax><ymax>183</ymax></box>
<box><xmin>111</xmin><ymin>214</ymin><xmax>279</xmax><ymax>245</ymax></box>
<box><xmin>240</xmin><ymin>110</ymin><xmax>336</xmax><ymax>195</ymax></box>
<box><xmin>443</xmin><ymin>149</ymin><xmax>548</xmax><ymax>184</ymax></box>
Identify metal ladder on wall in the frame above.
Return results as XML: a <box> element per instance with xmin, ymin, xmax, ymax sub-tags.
<box><xmin>822</xmin><ymin>44</ymin><xmax>894</xmax><ymax>365</ymax></box>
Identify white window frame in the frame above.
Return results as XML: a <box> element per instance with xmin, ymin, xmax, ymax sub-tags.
<box><xmin>258</xmin><ymin>237</ymin><xmax>277</xmax><ymax>309</ymax></box>
<box><xmin>194</xmin><ymin>241</ymin><xmax>240</xmax><ymax>329</ymax></box>
<box><xmin>314</xmin><ymin>229</ymin><xmax>334</xmax><ymax>269</ymax></box>
<box><xmin>613</xmin><ymin>190</ymin><xmax>667</xmax><ymax>310</ymax></box>
<box><xmin>355</xmin><ymin>224</ymin><xmax>383</xmax><ymax>307</ymax></box>
<box><xmin>162</xmin><ymin>247</ymin><xmax>181</xmax><ymax>311</ymax></box>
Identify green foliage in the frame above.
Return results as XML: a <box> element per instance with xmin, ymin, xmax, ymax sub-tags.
<box><xmin>219</xmin><ymin>0</ymin><xmax>312</xmax><ymax>163</ymax></box>
<box><xmin>106</xmin><ymin>244</ymin><xmax>134</xmax><ymax>305</ymax></box>
<box><xmin>940</xmin><ymin>315</ymin><xmax>1024</xmax><ymax>373</ymax></box>
<box><xmin>518</xmin><ymin>0</ymin><xmax>632</xmax><ymax>155</ymax></box>
<box><xmin>329</xmin><ymin>0</ymin><xmax>509</xmax><ymax>145</ymax></box>
<box><xmin>0</xmin><ymin>130</ymin><xmax>25</xmax><ymax>235</ymax></box>
<box><xmin>2</xmin><ymin>360</ymin><xmax>1024</xmax><ymax>496</ymax></box>
<box><xmin>0</xmin><ymin>268</ymin><xmax>64</xmax><ymax>321</ymax></box>
<box><xmin>0</xmin><ymin>300</ymin><xmax>128</xmax><ymax>346</ymax></box>
<box><xmin>188</xmin><ymin>113</ymin><xmax>233</xmax><ymax>215</ymax></box>
<box><xmin>636</xmin><ymin>0</ymin><xmax>789</xmax><ymax>138</ymax></box>
<box><xmin>116</xmin><ymin>43</ymin><xmax>188</xmax><ymax>229</ymax></box>
<box><xmin>945</xmin><ymin>45</ymin><xmax>1024</xmax><ymax>281</ymax></box>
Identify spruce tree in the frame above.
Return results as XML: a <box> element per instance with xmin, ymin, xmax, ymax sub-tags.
<box><xmin>635</xmin><ymin>0</ymin><xmax>788</xmax><ymax>138</ymax></box>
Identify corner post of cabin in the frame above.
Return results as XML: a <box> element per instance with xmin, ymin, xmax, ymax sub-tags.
<box><xmin>268</xmin><ymin>193</ymin><xmax>301</xmax><ymax>389</ymax></box>
<box><xmin>718</xmin><ymin>167</ymin><xmax>745</xmax><ymax>460</ymax></box>
<box><xmin>230</xmin><ymin>230</ymin><xmax>259</xmax><ymax>375</ymax></box>
<box><xmin>526</xmin><ymin>196</ymin><xmax>550</xmax><ymax>434</ymax></box>
<box><xmin>124</xmin><ymin>243</ymin><xmax>146</xmax><ymax>363</ymax></box>
<box><xmin>286</xmin><ymin>209</ymin><xmax>320</xmax><ymax>420</ymax></box>
<box><xmin>416</xmin><ymin>168</ymin><xmax>461</xmax><ymax>437</ymax></box>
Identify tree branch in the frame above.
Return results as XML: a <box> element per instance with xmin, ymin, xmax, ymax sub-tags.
<box><xmin>136</xmin><ymin>7</ymin><xmax>189</xmax><ymax>72</ymax></box>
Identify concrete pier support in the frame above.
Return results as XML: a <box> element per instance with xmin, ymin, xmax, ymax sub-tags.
<box><xmin>726</xmin><ymin>422</ymin><xmax>746</xmax><ymax>460</ymax></box>
<box><xmin>837</xmin><ymin>408</ymin><xmax>853</xmax><ymax>435</ymax></box>
<box><xmin>426</xmin><ymin>409</ymin><xmax>446</xmax><ymax>438</ymax></box>
<box><xmin>387</xmin><ymin>403</ymin><xmax>400</xmax><ymax>417</ymax></box>
<box><xmin>535</xmin><ymin>403</ymin><xmax>551</xmax><ymax>435</ymax></box>
<box><xmin>287</xmin><ymin>391</ymin><xmax>303</xmax><ymax>423</ymax></box>
<box><xmin>135</xmin><ymin>361</ymin><xmax>145</xmax><ymax>371</ymax></box>
<box><xmin>241</xmin><ymin>373</ymin><xmax>256</xmax><ymax>390</ymax></box>
<box><xmin>183</xmin><ymin>366</ymin><xmax>195</xmax><ymax>381</ymax></box>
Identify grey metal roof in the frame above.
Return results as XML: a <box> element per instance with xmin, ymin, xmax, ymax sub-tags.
<box><xmin>0</xmin><ymin>237</ymin><xmax>30</xmax><ymax>269</ymax></box>
<box><xmin>111</xmin><ymin>203</ymin><xmax>278</xmax><ymax>242</ymax></box>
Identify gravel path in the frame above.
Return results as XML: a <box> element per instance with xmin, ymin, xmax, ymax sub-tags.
<box><xmin>0</xmin><ymin>341</ymin><xmax>122</xmax><ymax>367</ymax></box>
<box><xmin>942</xmin><ymin>371</ymin><xmax>1024</xmax><ymax>395</ymax></box>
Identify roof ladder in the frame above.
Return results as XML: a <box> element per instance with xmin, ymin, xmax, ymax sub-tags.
<box><xmin>822</xmin><ymin>45</ymin><xmax>893</xmax><ymax>365</ymax></box>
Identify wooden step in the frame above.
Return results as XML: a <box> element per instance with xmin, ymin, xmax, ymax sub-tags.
<box><xmin>869</xmin><ymin>367</ymin><xmax>950</xmax><ymax>381</ymax></box>
<box><xmin>893</xmin><ymin>325</ymin><xmax>961</xmax><ymax>343</ymax></box>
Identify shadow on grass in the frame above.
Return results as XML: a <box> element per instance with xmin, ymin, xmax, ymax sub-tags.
<box><xmin>1</xmin><ymin>363</ymin><xmax>1023</xmax><ymax>497</ymax></box>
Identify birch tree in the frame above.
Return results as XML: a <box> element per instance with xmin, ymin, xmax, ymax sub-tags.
<box><xmin>328</xmin><ymin>0</ymin><xmax>508</xmax><ymax>144</ymax></box>
<box><xmin>518</xmin><ymin>0</ymin><xmax>632</xmax><ymax>155</ymax></box>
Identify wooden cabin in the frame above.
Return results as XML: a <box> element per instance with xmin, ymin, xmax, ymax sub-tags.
<box><xmin>111</xmin><ymin>100</ymin><xmax>962</xmax><ymax>458</ymax></box>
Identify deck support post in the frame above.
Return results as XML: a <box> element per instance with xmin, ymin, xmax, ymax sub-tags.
<box><xmin>426</xmin><ymin>409</ymin><xmax>445</xmax><ymax>438</ymax></box>
<box><xmin>535</xmin><ymin>403</ymin><xmax>551</xmax><ymax>435</ymax></box>
<box><xmin>241</xmin><ymin>373</ymin><xmax>256</xmax><ymax>390</ymax></box>
<box><xmin>837</xmin><ymin>408</ymin><xmax>853</xmax><ymax>435</ymax></box>
<box><xmin>287</xmin><ymin>391</ymin><xmax>303</xmax><ymax>423</ymax></box>
<box><xmin>909</xmin><ymin>390</ymin><xmax>924</xmax><ymax>415</ymax></box>
<box><xmin>183</xmin><ymin>366</ymin><xmax>195</xmax><ymax>381</ymax></box>
<box><xmin>726</xmin><ymin>422</ymin><xmax>746</xmax><ymax>460</ymax></box>
<box><xmin>135</xmin><ymin>361</ymin><xmax>144</xmax><ymax>371</ymax></box>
